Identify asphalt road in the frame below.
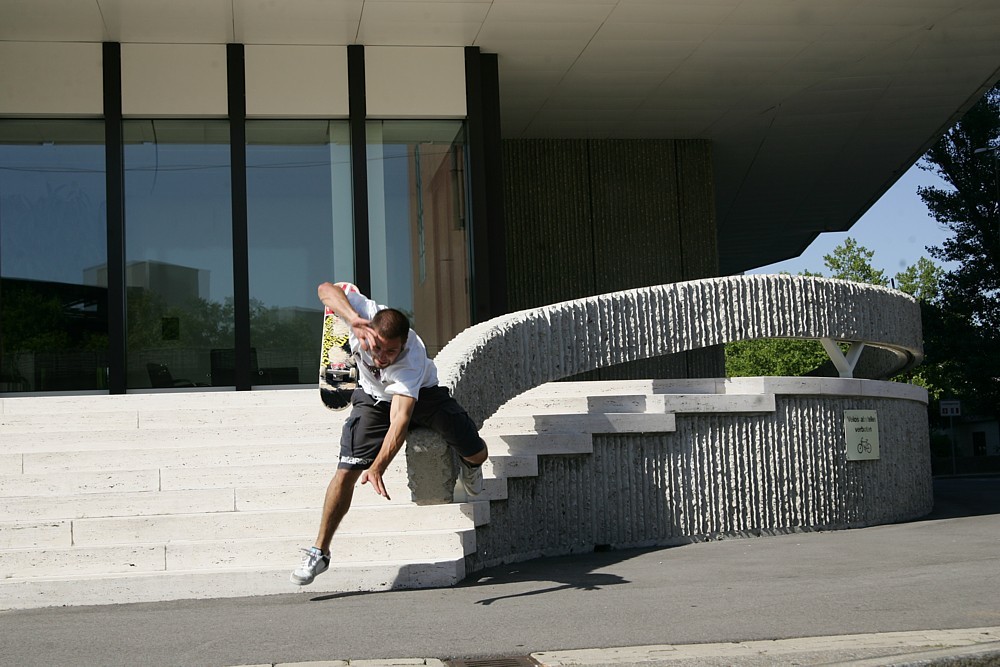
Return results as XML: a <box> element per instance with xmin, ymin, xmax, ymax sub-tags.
<box><xmin>2</xmin><ymin>476</ymin><xmax>998</xmax><ymax>667</ymax></box>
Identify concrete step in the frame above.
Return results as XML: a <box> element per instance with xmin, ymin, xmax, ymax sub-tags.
<box><xmin>0</xmin><ymin>468</ymin><xmax>161</xmax><ymax>497</ymax></box>
<box><xmin>0</xmin><ymin>557</ymin><xmax>467</xmax><ymax>611</ymax></box>
<box><xmin>0</xmin><ymin>502</ymin><xmax>488</xmax><ymax>549</ymax></box>
<box><xmin>1</xmin><ymin>529</ymin><xmax>475</xmax><ymax>578</ymax></box>
<box><xmin>482</xmin><ymin>433</ymin><xmax>593</xmax><ymax>457</ymax></box>
<box><xmin>496</xmin><ymin>392</ymin><xmax>775</xmax><ymax>416</ymax></box>
<box><xmin>0</xmin><ymin>389</ymin><xmax>314</xmax><ymax>416</ymax></box>
<box><xmin>483</xmin><ymin>454</ymin><xmax>537</xmax><ymax>479</ymax></box>
<box><xmin>502</xmin><ymin>380</ymin><xmax>725</xmax><ymax>401</ymax></box>
<box><xmin>0</xmin><ymin>403</ymin><xmax>334</xmax><ymax>434</ymax></box>
<box><xmin>20</xmin><ymin>442</ymin><xmax>343</xmax><ymax>473</ymax></box>
<box><xmin>0</xmin><ymin>482</ymin><xmax>436</xmax><ymax>523</ymax></box>
<box><xmin>481</xmin><ymin>412</ymin><xmax>677</xmax><ymax>436</ymax></box>
<box><xmin>0</xmin><ymin>422</ymin><xmax>344</xmax><ymax>453</ymax></box>
<box><xmin>1</xmin><ymin>461</ymin><xmax>385</xmax><ymax>497</ymax></box>
<box><xmin>0</xmin><ymin>488</ymin><xmax>239</xmax><ymax>522</ymax></box>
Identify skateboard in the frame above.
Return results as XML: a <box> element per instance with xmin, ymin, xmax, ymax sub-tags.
<box><xmin>319</xmin><ymin>306</ymin><xmax>359</xmax><ymax>410</ymax></box>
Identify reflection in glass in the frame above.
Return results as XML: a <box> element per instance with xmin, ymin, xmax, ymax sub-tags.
<box><xmin>123</xmin><ymin>120</ymin><xmax>233</xmax><ymax>389</ymax></box>
<box><xmin>246</xmin><ymin>120</ymin><xmax>353</xmax><ymax>385</ymax></box>
<box><xmin>0</xmin><ymin>120</ymin><xmax>108</xmax><ymax>392</ymax></box>
<box><xmin>366</xmin><ymin>121</ymin><xmax>470</xmax><ymax>355</ymax></box>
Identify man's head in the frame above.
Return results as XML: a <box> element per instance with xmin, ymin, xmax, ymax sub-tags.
<box><xmin>369</xmin><ymin>308</ymin><xmax>410</xmax><ymax>368</ymax></box>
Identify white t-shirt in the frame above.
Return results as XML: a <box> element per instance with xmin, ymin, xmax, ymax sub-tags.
<box><xmin>342</xmin><ymin>287</ymin><xmax>438</xmax><ymax>403</ymax></box>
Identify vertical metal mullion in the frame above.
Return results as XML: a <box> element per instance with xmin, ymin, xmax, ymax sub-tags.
<box><xmin>228</xmin><ymin>43</ymin><xmax>251</xmax><ymax>391</ymax></box>
<box><xmin>480</xmin><ymin>52</ymin><xmax>507</xmax><ymax>317</ymax></box>
<box><xmin>465</xmin><ymin>46</ymin><xmax>491</xmax><ymax>323</ymax></box>
<box><xmin>348</xmin><ymin>45</ymin><xmax>370</xmax><ymax>294</ymax></box>
<box><xmin>103</xmin><ymin>42</ymin><xmax>127</xmax><ymax>394</ymax></box>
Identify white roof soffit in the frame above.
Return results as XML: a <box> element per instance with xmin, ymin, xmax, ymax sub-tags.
<box><xmin>2</xmin><ymin>0</ymin><xmax>999</xmax><ymax>273</ymax></box>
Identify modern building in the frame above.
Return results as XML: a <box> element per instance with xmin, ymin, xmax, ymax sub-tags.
<box><xmin>3</xmin><ymin>0</ymin><xmax>1000</xmax><ymax>394</ymax></box>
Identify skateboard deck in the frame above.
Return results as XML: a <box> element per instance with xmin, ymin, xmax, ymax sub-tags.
<box><xmin>319</xmin><ymin>306</ymin><xmax>358</xmax><ymax>410</ymax></box>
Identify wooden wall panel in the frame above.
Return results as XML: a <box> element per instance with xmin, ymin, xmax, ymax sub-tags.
<box><xmin>502</xmin><ymin>138</ymin><xmax>723</xmax><ymax>378</ymax></box>
<box><xmin>676</xmin><ymin>139</ymin><xmax>718</xmax><ymax>279</ymax></box>
<box><xmin>503</xmin><ymin>139</ymin><xmax>594</xmax><ymax>310</ymax></box>
<box><xmin>589</xmin><ymin>139</ymin><xmax>684</xmax><ymax>292</ymax></box>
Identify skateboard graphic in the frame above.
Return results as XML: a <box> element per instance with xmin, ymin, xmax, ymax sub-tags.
<box><xmin>319</xmin><ymin>306</ymin><xmax>359</xmax><ymax>410</ymax></box>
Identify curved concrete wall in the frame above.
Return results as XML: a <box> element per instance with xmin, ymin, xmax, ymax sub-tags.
<box><xmin>407</xmin><ymin>274</ymin><xmax>930</xmax><ymax>569</ymax></box>
<box><xmin>469</xmin><ymin>379</ymin><xmax>932</xmax><ymax>569</ymax></box>
<box><xmin>434</xmin><ymin>274</ymin><xmax>923</xmax><ymax>427</ymax></box>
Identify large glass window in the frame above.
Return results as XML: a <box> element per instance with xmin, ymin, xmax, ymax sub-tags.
<box><xmin>0</xmin><ymin>120</ymin><xmax>108</xmax><ymax>393</ymax></box>
<box><xmin>366</xmin><ymin>121</ymin><xmax>470</xmax><ymax>355</ymax></box>
<box><xmin>246</xmin><ymin>120</ymin><xmax>353</xmax><ymax>386</ymax></box>
<box><xmin>123</xmin><ymin>120</ymin><xmax>233</xmax><ymax>389</ymax></box>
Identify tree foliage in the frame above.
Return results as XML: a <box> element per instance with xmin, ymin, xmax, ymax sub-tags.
<box><xmin>725</xmin><ymin>337</ymin><xmax>829</xmax><ymax>378</ymax></box>
<box><xmin>823</xmin><ymin>237</ymin><xmax>888</xmax><ymax>285</ymax></box>
<box><xmin>918</xmin><ymin>82</ymin><xmax>1000</xmax><ymax>417</ymax></box>
<box><xmin>894</xmin><ymin>257</ymin><xmax>943</xmax><ymax>303</ymax></box>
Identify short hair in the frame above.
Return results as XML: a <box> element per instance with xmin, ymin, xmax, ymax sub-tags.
<box><xmin>371</xmin><ymin>308</ymin><xmax>410</xmax><ymax>343</ymax></box>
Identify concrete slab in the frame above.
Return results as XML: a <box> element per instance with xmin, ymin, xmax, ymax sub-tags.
<box><xmin>0</xmin><ymin>488</ymin><xmax>237</xmax><ymax>521</ymax></box>
<box><xmin>0</xmin><ymin>468</ymin><xmax>159</xmax><ymax>497</ymax></box>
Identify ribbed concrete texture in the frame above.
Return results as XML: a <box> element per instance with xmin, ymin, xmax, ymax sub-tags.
<box><xmin>471</xmin><ymin>379</ymin><xmax>931</xmax><ymax>570</ymax></box>
<box><xmin>435</xmin><ymin>275</ymin><xmax>922</xmax><ymax>430</ymax></box>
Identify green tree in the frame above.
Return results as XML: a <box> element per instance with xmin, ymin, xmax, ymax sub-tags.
<box><xmin>918</xmin><ymin>82</ymin><xmax>1000</xmax><ymax>417</ymax></box>
<box><xmin>823</xmin><ymin>237</ymin><xmax>888</xmax><ymax>285</ymax></box>
<box><xmin>890</xmin><ymin>257</ymin><xmax>954</xmax><ymax>403</ymax></box>
<box><xmin>725</xmin><ymin>337</ymin><xmax>829</xmax><ymax>377</ymax></box>
<box><xmin>895</xmin><ymin>257</ymin><xmax>943</xmax><ymax>303</ymax></box>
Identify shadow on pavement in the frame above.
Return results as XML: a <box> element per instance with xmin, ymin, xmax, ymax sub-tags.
<box><xmin>455</xmin><ymin>547</ymin><xmax>647</xmax><ymax>606</ymax></box>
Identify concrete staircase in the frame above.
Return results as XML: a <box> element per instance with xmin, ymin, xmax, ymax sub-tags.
<box><xmin>0</xmin><ymin>380</ymin><xmax>775</xmax><ymax>610</ymax></box>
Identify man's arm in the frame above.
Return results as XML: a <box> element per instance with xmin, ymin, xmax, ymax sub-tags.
<box><xmin>317</xmin><ymin>281</ymin><xmax>377</xmax><ymax>351</ymax></box>
<box><xmin>360</xmin><ymin>393</ymin><xmax>416</xmax><ymax>500</ymax></box>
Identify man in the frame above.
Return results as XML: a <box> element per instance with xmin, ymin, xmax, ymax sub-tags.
<box><xmin>291</xmin><ymin>281</ymin><xmax>488</xmax><ymax>586</ymax></box>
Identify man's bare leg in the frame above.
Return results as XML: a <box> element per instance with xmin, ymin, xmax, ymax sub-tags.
<box><xmin>314</xmin><ymin>467</ymin><xmax>363</xmax><ymax>554</ymax></box>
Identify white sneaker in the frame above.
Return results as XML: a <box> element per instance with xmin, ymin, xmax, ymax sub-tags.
<box><xmin>290</xmin><ymin>547</ymin><xmax>329</xmax><ymax>586</ymax></box>
<box><xmin>457</xmin><ymin>459</ymin><xmax>484</xmax><ymax>501</ymax></box>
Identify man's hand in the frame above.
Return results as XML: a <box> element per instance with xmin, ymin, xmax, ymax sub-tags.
<box><xmin>350</xmin><ymin>317</ymin><xmax>379</xmax><ymax>353</ymax></box>
<box><xmin>318</xmin><ymin>281</ymin><xmax>380</xmax><ymax>352</ymax></box>
<box><xmin>360</xmin><ymin>464</ymin><xmax>390</xmax><ymax>500</ymax></box>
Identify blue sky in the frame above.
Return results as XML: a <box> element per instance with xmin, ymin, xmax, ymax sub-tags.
<box><xmin>748</xmin><ymin>163</ymin><xmax>955</xmax><ymax>278</ymax></box>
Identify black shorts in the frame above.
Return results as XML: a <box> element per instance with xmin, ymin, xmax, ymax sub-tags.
<box><xmin>338</xmin><ymin>385</ymin><xmax>486</xmax><ymax>470</ymax></box>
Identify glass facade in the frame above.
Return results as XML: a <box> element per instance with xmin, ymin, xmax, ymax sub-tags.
<box><xmin>367</xmin><ymin>120</ymin><xmax>470</xmax><ymax>356</ymax></box>
<box><xmin>0</xmin><ymin>118</ymin><xmax>473</xmax><ymax>393</ymax></box>
<box><xmin>123</xmin><ymin>120</ymin><xmax>233</xmax><ymax>389</ymax></box>
<box><xmin>246</xmin><ymin>120</ymin><xmax>353</xmax><ymax>386</ymax></box>
<box><xmin>0</xmin><ymin>120</ymin><xmax>108</xmax><ymax>392</ymax></box>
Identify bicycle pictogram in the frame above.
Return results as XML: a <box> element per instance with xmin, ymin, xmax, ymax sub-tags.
<box><xmin>857</xmin><ymin>437</ymin><xmax>873</xmax><ymax>454</ymax></box>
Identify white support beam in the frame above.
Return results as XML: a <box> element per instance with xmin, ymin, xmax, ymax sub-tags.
<box><xmin>820</xmin><ymin>338</ymin><xmax>867</xmax><ymax>379</ymax></box>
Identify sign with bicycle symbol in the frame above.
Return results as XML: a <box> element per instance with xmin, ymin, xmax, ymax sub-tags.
<box><xmin>845</xmin><ymin>410</ymin><xmax>880</xmax><ymax>461</ymax></box>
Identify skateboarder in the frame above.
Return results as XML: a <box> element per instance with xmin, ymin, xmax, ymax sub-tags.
<box><xmin>291</xmin><ymin>281</ymin><xmax>489</xmax><ymax>586</ymax></box>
